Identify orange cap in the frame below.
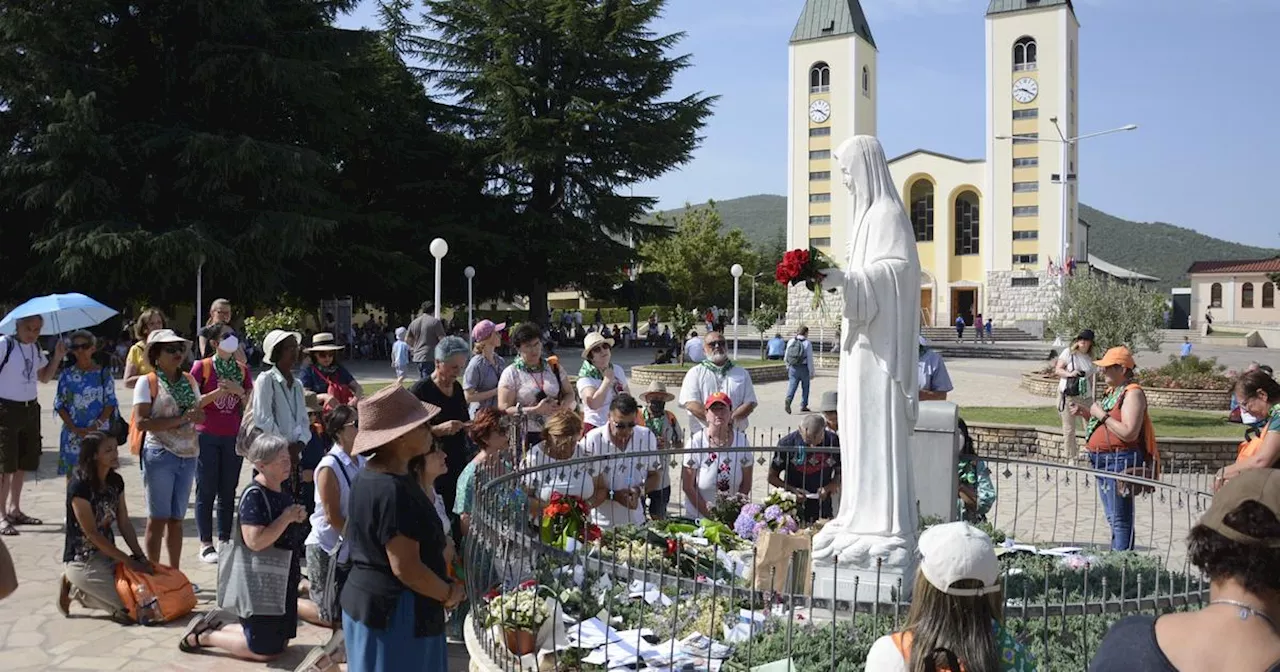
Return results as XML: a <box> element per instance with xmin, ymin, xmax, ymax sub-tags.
<box><xmin>1094</xmin><ymin>346</ymin><xmax>1135</xmax><ymax>370</ymax></box>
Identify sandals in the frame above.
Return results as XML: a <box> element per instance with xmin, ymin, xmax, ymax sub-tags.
<box><xmin>8</xmin><ymin>512</ymin><xmax>42</xmax><ymax>526</ymax></box>
<box><xmin>294</xmin><ymin>631</ymin><xmax>346</xmax><ymax>672</ymax></box>
<box><xmin>178</xmin><ymin>611</ymin><xmax>222</xmax><ymax>653</ymax></box>
<box><xmin>0</xmin><ymin>520</ymin><xmax>16</xmax><ymax>536</ymax></box>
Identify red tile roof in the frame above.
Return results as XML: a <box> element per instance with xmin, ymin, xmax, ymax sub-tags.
<box><xmin>1187</xmin><ymin>258</ymin><xmax>1280</xmax><ymax>275</ymax></box>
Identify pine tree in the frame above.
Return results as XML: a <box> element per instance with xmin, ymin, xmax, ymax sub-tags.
<box><xmin>404</xmin><ymin>0</ymin><xmax>716</xmax><ymax>324</ymax></box>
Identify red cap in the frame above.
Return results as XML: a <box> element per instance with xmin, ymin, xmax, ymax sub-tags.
<box><xmin>704</xmin><ymin>392</ymin><xmax>731</xmax><ymax>409</ymax></box>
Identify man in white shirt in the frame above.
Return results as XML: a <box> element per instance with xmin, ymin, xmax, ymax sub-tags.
<box><xmin>679</xmin><ymin>330</ymin><xmax>758</xmax><ymax>435</ymax></box>
<box><xmin>682</xmin><ymin>330</ymin><xmax>705</xmax><ymax>364</ymax></box>
<box><xmin>0</xmin><ymin>315</ymin><xmax>66</xmax><ymax>535</ymax></box>
<box><xmin>584</xmin><ymin>394</ymin><xmax>658</xmax><ymax>528</ymax></box>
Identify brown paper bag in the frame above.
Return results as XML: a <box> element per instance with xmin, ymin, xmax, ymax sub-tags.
<box><xmin>753</xmin><ymin>530</ymin><xmax>812</xmax><ymax>595</ymax></box>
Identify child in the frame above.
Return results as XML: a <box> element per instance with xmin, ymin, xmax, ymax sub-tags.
<box><xmin>391</xmin><ymin>326</ymin><xmax>410</xmax><ymax>379</ymax></box>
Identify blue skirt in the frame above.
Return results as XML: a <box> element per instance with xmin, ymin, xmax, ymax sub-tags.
<box><xmin>343</xmin><ymin>590</ymin><xmax>448</xmax><ymax>672</ymax></box>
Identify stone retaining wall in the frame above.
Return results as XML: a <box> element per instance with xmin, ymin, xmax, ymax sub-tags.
<box><xmin>966</xmin><ymin>421</ymin><xmax>1239</xmax><ymax>471</ymax></box>
<box><xmin>628</xmin><ymin>363</ymin><xmax>788</xmax><ymax>387</ymax></box>
<box><xmin>1019</xmin><ymin>373</ymin><xmax>1231</xmax><ymax>411</ymax></box>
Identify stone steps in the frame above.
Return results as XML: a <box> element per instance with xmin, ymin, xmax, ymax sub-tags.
<box><xmin>921</xmin><ymin>326</ymin><xmax>1038</xmax><ymax>342</ymax></box>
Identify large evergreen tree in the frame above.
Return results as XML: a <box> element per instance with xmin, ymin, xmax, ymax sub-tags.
<box><xmin>400</xmin><ymin>0</ymin><xmax>716</xmax><ymax>324</ymax></box>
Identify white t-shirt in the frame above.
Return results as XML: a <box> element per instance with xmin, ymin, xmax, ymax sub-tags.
<box><xmin>576</xmin><ymin>363</ymin><xmax>629</xmax><ymax>428</ymax></box>
<box><xmin>684</xmin><ymin>337</ymin><xmax>705</xmax><ymax>363</ymax></box>
<box><xmin>520</xmin><ymin>441</ymin><xmax>595</xmax><ymax>504</ymax></box>
<box><xmin>1057</xmin><ymin>349</ymin><xmax>1095</xmax><ymax>397</ymax></box>
<box><xmin>305</xmin><ymin>446</ymin><xmax>367</xmax><ymax>558</ymax></box>
<box><xmin>678</xmin><ymin>363</ymin><xmax>758</xmax><ymax>434</ymax></box>
<box><xmin>581</xmin><ymin>425</ymin><xmax>658</xmax><ymax>528</ymax></box>
<box><xmin>0</xmin><ymin>336</ymin><xmax>47</xmax><ymax>402</ymax></box>
<box><xmin>864</xmin><ymin>636</ymin><xmax>908</xmax><ymax>672</ymax></box>
<box><xmin>682</xmin><ymin>429</ymin><xmax>750</xmax><ymax>519</ymax></box>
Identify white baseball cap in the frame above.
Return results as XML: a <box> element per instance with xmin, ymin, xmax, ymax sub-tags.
<box><xmin>917</xmin><ymin>522</ymin><xmax>1001</xmax><ymax>596</ymax></box>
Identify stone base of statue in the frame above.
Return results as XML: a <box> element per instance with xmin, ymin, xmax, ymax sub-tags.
<box><xmin>810</xmin><ymin>529</ymin><xmax>917</xmax><ymax>603</ymax></box>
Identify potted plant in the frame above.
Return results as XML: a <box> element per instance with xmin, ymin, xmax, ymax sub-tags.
<box><xmin>485</xmin><ymin>584</ymin><xmax>550</xmax><ymax>656</ymax></box>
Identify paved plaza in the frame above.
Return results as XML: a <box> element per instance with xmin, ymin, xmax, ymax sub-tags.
<box><xmin>0</xmin><ymin>342</ymin><xmax>1254</xmax><ymax>669</ymax></box>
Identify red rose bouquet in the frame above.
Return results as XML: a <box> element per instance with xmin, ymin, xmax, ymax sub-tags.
<box><xmin>540</xmin><ymin>492</ymin><xmax>601</xmax><ymax>549</ymax></box>
<box><xmin>776</xmin><ymin>246</ymin><xmax>837</xmax><ymax>308</ymax></box>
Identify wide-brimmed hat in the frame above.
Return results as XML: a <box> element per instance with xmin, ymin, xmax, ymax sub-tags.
<box><xmin>472</xmin><ymin>319</ymin><xmax>506</xmax><ymax>343</ymax></box>
<box><xmin>704</xmin><ymin>391</ymin><xmax>731</xmax><ymax>409</ymax></box>
<box><xmin>1200</xmin><ymin>469</ymin><xmax>1280</xmax><ymax>547</ymax></box>
<box><xmin>918</xmin><ymin>522</ymin><xmax>1001</xmax><ymax>596</ymax></box>
<box><xmin>1094</xmin><ymin>346</ymin><xmax>1135</xmax><ymax>370</ymax></box>
<box><xmin>352</xmin><ymin>385</ymin><xmax>441</xmax><ymax>456</ymax></box>
<box><xmin>263</xmin><ymin>329</ymin><xmax>302</xmax><ymax>365</ymax></box>
<box><xmin>305</xmin><ymin>332</ymin><xmax>344</xmax><ymax>353</ymax></box>
<box><xmin>640</xmin><ymin>380</ymin><xmax>675</xmax><ymax>403</ymax></box>
<box><xmin>582</xmin><ymin>332</ymin><xmax>615</xmax><ymax>360</ymax></box>
<box><xmin>819</xmin><ymin>391</ymin><xmax>838</xmax><ymax>413</ymax></box>
<box><xmin>304</xmin><ymin>390</ymin><xmax>323</xmax><ymax>414</ymax></box>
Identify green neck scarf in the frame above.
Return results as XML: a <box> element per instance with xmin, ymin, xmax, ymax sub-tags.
<box><xmin>1085</xmin><ymin>382</ymin><xmax>1132</xmax><ymax>439</ymax></box>
<box><xmin>579</xmin><ymin>361</ymin><xmax>604</xmax><ymax>380</ymax></box>
<box><xmin>213</xmin><ymin>355</ymin><xmax>242</xmax><ymax>385</ymax></box>
<box><xmin>700</xmin><ymin>359</ymin><xmax>735</xmax><ymax>376</ymax></box>
<box><xmin>158</xmin><ymin>371</ymin><xmax>197</xmax><ymax>414</ymax></box>
<box><xmin>514</xmin><ymin>357</ymin><xmax>546</xmax><ymax>373</ymax></box>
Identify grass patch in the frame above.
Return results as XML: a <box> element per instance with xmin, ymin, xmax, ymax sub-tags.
<box><xmin>962</xmin><ymin>406</ymin><xmax>1242</xmax><ymax>439</ymax></box>
<box><xmin>643</xmin><ymin>360</ymin><xmax>781</xmax><ymax>372</ymax></box>
<box><xmin>361</xmin><ymin>380</ymin><xmax>413</xmax><ymax>396</ymax></box>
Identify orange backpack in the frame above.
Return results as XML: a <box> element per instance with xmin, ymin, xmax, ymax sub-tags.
<box><xmin>114</xmin><ymin>562</ymin><xmax>197</xmax><ymax>625</ymax></box>
<box><xmin>127</xmin><ymin>373</ymin><xmax>160</xmax><ymax>456</ymax></box>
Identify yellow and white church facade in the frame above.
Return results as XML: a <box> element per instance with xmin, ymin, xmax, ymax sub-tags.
<box><xmin>786</xmin><ymin>0</ymin><xmax>1086</xmax><ymax>332</ymax></box>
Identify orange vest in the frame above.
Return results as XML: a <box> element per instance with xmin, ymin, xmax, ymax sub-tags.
<box><xmin>1237</xmin><ymin>424</ymin><xmax>1272</xmax><ymax>465</ymax></box>
<box><xmin>891</xmin><ymin>632</ymin><xmax>966</xmax><ymax>672</ymax></box>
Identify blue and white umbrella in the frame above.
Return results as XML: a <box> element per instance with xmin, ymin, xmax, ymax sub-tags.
<box><xmin>0</xmin><ymin>293</ymin><xmax>120</xmax><ymax>336</ymax></box>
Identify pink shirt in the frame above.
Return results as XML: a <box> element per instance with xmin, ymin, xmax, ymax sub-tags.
<box><xmin>190</xmin><ymin>358</ymin><xmax>253</xmax><ymax>437</ymax></box>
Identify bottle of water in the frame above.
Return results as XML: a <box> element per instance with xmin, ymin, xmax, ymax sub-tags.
<box><xmin>134</xmin><ymin>583</ymin><xmax>157</xmax><ymax>626</ymax></box>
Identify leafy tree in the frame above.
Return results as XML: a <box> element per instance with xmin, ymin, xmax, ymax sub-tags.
<box><xmin>241</xmin><ymin>307</ymin><xmax>309</xmax><ymax>345</ymax></box>
<box><xmin>1047</xmin><ymin>274</ymin><xmax>1165</xmax><ymax>353</ymax></box>
<box><xmin>640</xmin><ymin>203</ymin><xmax>755</xmax><ymax>309</ymax></box>
<box><xmin>401</xmin><ymin>0</ymin><xmax>716</xmax><ymax>325</ymax></box>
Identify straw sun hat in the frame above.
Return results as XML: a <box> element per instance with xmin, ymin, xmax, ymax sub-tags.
<box><xmin>352</xmin><ymin>384</ymin><xmax>441</xmax><ymax>456</ymax></box>
<box><xmin>305</xmin><ymin>332</ymin><xmax>345</xmax><ymax>353</ymax></box>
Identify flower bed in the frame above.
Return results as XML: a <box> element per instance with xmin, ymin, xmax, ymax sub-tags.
<box><xmin>1020</xmin><ymin>371</ymin><xmax>1231</xmax><ymax>411</ymax></box>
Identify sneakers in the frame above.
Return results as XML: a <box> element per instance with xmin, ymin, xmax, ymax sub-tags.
<box><xmin>199</xmin><ymin>545</ymin><xmax>219</xmax><ymax>564</ymax></box>
<box><xmin>784</xmin><ymin>400</ymin><xmax>792</xmax><ymax>414</ymax></box>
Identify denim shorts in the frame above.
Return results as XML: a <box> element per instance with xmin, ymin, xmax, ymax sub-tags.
<box><xmin>142</xmin><ymin>445</ymin><xmax>197</xmax><ymax>519</ymax></box>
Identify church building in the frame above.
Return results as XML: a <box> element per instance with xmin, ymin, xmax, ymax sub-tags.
<box><xmin>786</xmin><ymin>0</ymin><xmax>1092</xmax><ymax>333</ymax></box>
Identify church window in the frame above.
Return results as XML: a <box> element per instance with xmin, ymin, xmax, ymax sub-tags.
<box><xmin>955</xmin><ymin>191</ymin><xmax>980</xmax><ymax>256</ymax></box>
<box><xmin>1011</xmin><ymin>277</ymin><xmax>1040</xmax><ymax>288</ymax></box>
<box><xmin>1012</xmin><ymin>230</ymin><xmax>1039</xmax><ymax>240</ymax></box>
<box><xmin>1013</xmin><ymin>157</ymin><xmax>1039</xmax><ymax>168</ymax></box>
<box><xmin>809</xmin><ymin>149</ymin><xmax>831</xmax><ymax>160</ymax></box>
<box><xmin>862</xmin><ymin>67</ymin><xmax>870</xmax><ymax>97</ymax></box>
<box><xmin>811</xmin><ymin>237</ymin><xmax>832</xmax><ymax>247</ymax></box>
<box><xmin>1264</xmin><ymin>283</ymin><xmax>1275</xmax><ymax>308</ymax></box>
<box><xmin>1012</xmin><ymin>254</ymin><xmax>1039</xmax><ymax>265</ymax></box>
<box><xmin>1013</xmin><ymin>133</ymin><xmax>1039</xmax><ymax>145</ymax></box>
<box><xmin>1013</xmin><ymin>37</ymin><xmax>1037</xmax><ymax>71</ymax></box>
<box><xmin>1012</xmin><ymin>181</ymin><xmax>1039</xmax><ymax>193</ymax></box>
<box><xmin>809</xmin><ymin>62</ymin><xmax>831</xmax><ymax>93</ymax></box>
<box><xmin>810</xmin><ymin>193</ymin><xmax>831</xmax><ymax>203</ymax></box>
<box><xmin>1012</xmin><ymin>109</ymin><xmax>1039</xmax><ymax>120</ymax></box>
<box><xmin>1242</xmin><ymin>283</ymin><xmax>1255</xmax><ymax>308</ymax></box>
<box><xmin>809</xmin><ymin>215</ymin><xmax>831</xmax><ymax>225</ymax></box>
<box><xmin>1013</xmin><ymin>206</ymin><xmax>1039</xmax><ymax>217</ymax></box>
<box><xmin>809</xmin><ymin>171</ymin><xmax>831</xmax><ymax>181</ymax></box>
<box><xmin>909</xmin><ymin>180</ymin><xmax>934</xmax><ymax>242</ymax></box>
<box><xmin>1210</xmin><ymin>283</ymin><xmax>1223</xmax><ymax>308</ymax></box>
<box><xmin>810</xmin><ymin>127</ymin><xmax>831</xmax><ymax>137</ymax></box>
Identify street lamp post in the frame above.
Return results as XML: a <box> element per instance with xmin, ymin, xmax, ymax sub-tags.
<box><xmin>996</xmin><ymin>122</ymin><xmax>1137</xmax><ymax>286</ymax></box>
<box><xmin>429</xmin><ymin>238</ymin><xmax>449</xmax><ymax>319</ymax></box>
<box><xmin>196</xmin><ymin>254</ymin><xmax>205</xmax><ymax>330</ymax></box>
<box><xmin>730</xmin><ymin>264</ymin><xmax>744</xmax><ymax>359</ymax></box>
<box><xmin>464</xmin><ymin>266</ymin><xmax>476</xmax><ymax>346</ymax></box>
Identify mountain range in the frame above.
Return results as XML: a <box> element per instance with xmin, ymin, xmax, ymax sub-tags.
<box><xmin>653</xmin><ymin>195</ymin><xmax>1278</xmax><ymax>290</ymax></box>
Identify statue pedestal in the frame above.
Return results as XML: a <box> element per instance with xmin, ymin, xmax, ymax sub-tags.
<box><xmin>811</xmin><ymin>555</ymin><xmax>918</xmax><ymax>604</ymax></box>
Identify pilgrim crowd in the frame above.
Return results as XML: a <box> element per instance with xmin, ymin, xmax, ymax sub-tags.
<box><xmin>2</xmin><ymin>296</ymin><xmax>1280</xmax><ymax>671</ymax></box>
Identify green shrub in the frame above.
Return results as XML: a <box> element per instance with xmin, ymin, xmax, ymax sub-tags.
<box><xmin>1138</xmin><ymin>355</ymin><xmax>1233</xmax><ymax>391</ymax></box>
<box><xmin>241</xmin><ymin>307</ymin><xmax>308</xmax><ymax>345</ymax></box>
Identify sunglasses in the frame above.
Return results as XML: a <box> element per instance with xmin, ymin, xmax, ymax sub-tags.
<box><xmin>160</xmin><ymin>344</ymin><xmax>184</xmax><ymax>355</ymax></box>
<box><xmin>592</xmin><ymin>344</ymin><xmax>612</xmax><ymax>353</ymax></box>
<box><xmin>612</xmin><ymin>421</ymin><xmax>636</xmax><ymax>430</ymax></box>
<box><xmin>70</xmin><ymin>342</ymin><xmax>93</xmax><ymax>351</ymax></box>
<box><xmin>346</xmin><ymin>420</ymin><xmax>358</xmax><ymax>429</ymax></box>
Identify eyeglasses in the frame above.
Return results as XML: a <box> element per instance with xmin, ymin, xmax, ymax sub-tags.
<box><xmin>346</xmin><ymin>421</ymin><xmax>358</xmax><ymax>429</ymax></box>
<box><xmin>70</xmin><ymin>342</ymin><xmax>93</xmax><ymax>351</ymax></box>
<box><xmin>706</xmin><ymin>341</ymin><xmax>726</xmax><ymax>350</ymax></box>
<box><xmin>160</xmin><ymin>344</ymin><xmax>184</xmax><ymax>355</ymax></box>
<box><xmin>612</xmin><ymin>421</ymin><xmax>636</xmax><ymax>430</ymax></box>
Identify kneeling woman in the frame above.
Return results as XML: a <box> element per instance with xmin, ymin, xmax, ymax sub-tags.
<box><xmin>179</xmin><ymin>434</ymin><xmax>310</xmax><ymax>660</ymax></box>
<box><xmin>58</xmin><ymin>432</ymin><xmax>151</xmax><ymax>623</ymax></box>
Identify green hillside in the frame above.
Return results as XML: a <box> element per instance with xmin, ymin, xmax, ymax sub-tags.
<box><xmin>651</xmin><ymin>195</ymin><xmax>1277</xmax><ymax>290</ymax></box>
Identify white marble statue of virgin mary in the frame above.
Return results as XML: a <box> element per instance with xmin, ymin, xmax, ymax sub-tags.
<box><xmin>811</xmin><ymin>135</ymin><xmax>922</xmax><ymax>569</ymax></box>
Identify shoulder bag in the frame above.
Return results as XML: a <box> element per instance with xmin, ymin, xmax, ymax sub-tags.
<box><xmin>216</xmin><ymin>483</ymin><xmax>294</xmax><ymax>617</ymax></box>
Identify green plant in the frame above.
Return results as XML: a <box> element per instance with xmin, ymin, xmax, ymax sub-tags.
<box><xmin>669</xmin><ymin>304</ymin><xmax>697</xmax><ymax>346</ymax></box>
<box><xmin>484</xmin><ymin>585</ymin><xmax>550</xmax><ymax>632</ymax></box>
<box><xmin>241</xmin><ymin>306</ymin><xmax>308</xmax><ymax>345</ymax></box>
<box><xmin>1047</xmin><ymin>274</ymin><xmax>1166</xmax><ymax>354</ymax></box>
<box><xmin>1138</xmin><ymin>354</ymin><xmax>1233</xmax><ymax>390</ymax></box>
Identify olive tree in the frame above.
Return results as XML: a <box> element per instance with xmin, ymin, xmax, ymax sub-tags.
<box><xmin>1047</xmin><ymin>274</ymin><xmax>1165</xmax><ymax>353</ymax></box>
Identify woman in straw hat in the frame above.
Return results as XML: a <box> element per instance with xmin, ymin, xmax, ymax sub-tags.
<box><xmin>1069</xmin><ymin>345</ymin><xmax>1158</xmax><ymax>552</ymax></box>
<box><xmin>864</xmin><ymin>522</ymin><xmax>1034</xmax><ymax>671</ymax></box>
<box><xmin>340</xmin><ymin>385</ymin><xmax>463</xmax><ymax>671</ymax></box>
<box><xmin>640</xmin><ymin>381</ymin><xmax>681</xmax><ymax>520</ymax></box>
<box><xmin>577</xmin><ymin>331</ymin><xmax>631</xmax><ymax>434</ymax></box>
<box><xmin>300</xmin><ymin>332</ymin><xmax>363</xmax><ymax>409</ymax></box>
<box><xmin>250</xmin><ymin>330</ymin><xmax>311</xmax><ymax>467</ymax></box>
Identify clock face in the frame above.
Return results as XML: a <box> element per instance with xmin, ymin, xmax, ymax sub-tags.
<box><xmin>1012</xmin><ymin>77</ymin><xmax>1038</xmax><ymax>104</ymax></box>
<box><xmin>809</xmin><ymin>99</ymin><xmax>831</xmax><ymax>124</ymax></box>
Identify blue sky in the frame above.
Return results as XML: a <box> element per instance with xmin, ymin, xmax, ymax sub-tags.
<box><xmin>338</xmin><ymin>0</ymin><xmax>1279</xmax><ymax>246</ymax></box>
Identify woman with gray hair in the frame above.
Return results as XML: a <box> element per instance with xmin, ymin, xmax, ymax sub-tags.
<box><xmin>179</xmin><ymin>433</ymin><xmax>309</xmax><ymax>661</ymax></box>
<box><xmin>410</xmin><ymin>336</ymin><xmax>470</xmax><ymax>513</ymax></box>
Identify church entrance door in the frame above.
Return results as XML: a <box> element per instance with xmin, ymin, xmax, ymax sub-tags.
<box><xmin>952</xmin><ymin>288</ymin><xmax>976</xmax><ymax>326</ymax></box>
